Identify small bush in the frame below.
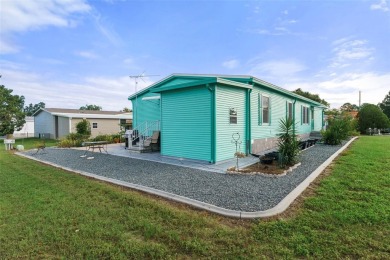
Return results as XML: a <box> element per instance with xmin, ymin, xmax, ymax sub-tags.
<box><xmin>57</xmin><ymin>132</ymin><xmax>88</xmax><ymax>148</ymax></box>
<box><xmin>277</xmin><ymin>118</ymin><xmax>300</xmax><ymax>168</ymax></box>
<box><xmin>93</xmin><ymin>134</ymin><xmax>113</xmax><ymax>142</ymax></box>
<box><xmin>321</xmin><ymin>116</ymin><xmax>351</xmax><ymax>145</ymax></box>
<box><xmin>93</xmin><ymin>134</ymin><xmax>122</xmax><ymax>143</ymax></box>
<box><xmin>76</xmin><ymin>119</ymin><xmax>91</xmax><ymax>137</ymax></box>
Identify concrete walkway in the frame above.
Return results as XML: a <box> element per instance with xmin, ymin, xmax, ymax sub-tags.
<box><xmin>75</xmin><ymin>143</ymin><xmax>259</xmax><ymax>173</ymax></box>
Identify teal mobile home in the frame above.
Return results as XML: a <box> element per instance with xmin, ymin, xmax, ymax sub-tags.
<box><xmin>128</xmin><ymin>74</ymin><xmax>326</xmax><ymax>163</ymax></box>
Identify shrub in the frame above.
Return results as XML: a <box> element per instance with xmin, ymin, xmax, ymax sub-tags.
<box><xmin>277</xmin><ymin>118</ymin><xmax>300</xmax><ymax>168</ymax></box>
<box><xmin>93</xmin><ymin>134</ymin><xmax>113</xmax><ymax>142</ymax></box>
<box><xmin>57</xmin><ymin>132</ymin><xmax>88</xmax><ymax>148</ymax></box>
<box><xmin>76</xmin><ymin>119</ymin><xmax>91</xmax><ymax>137</ymax></box>
<box><xmin>321</xmin><ymin>116</ymin><xmax>350</xmax><ymax>145</ymax></box>
<box><xmin>93</xmin><ymin>134</ymin><xmax>122</xmax><ymax>143</ymax></box>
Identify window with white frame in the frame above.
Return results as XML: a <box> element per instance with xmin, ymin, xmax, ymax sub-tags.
<box><xmin>302</xmin><ymin>106</ymin><xmax>309</xmax><ymax>124</ymax></box>
<box><xmin>262</xmin><ymin>95</ymin><xmax>270</xmax><ymax>124</ymax></box>
<box><xmin>287</xmin><ymin>102</ymin><xmax>293</xmax><ymax>121</ymax></box>
<box><xmin>229</xmin><ymin>108</ymin><xmax>237</xmax><ymax>124</ymax></box>
<box><xmin>92</xmin><ymin>122</ymin><xmax>98</xmax><ymax>129</ymax></box>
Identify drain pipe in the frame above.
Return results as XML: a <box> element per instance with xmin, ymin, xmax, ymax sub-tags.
<box><xmin>293</xmin><ymin>99</ymin><xmax>297</xmax><ymax>136</ymax></box>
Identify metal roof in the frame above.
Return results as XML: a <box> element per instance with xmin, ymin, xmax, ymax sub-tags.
<box><xmin>128</xmin><ymin>73</ymin><xmax>327</xmax><ymax>108</ymax></box>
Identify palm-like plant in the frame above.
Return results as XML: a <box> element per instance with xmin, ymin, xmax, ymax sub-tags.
<box><xmin>277</xmin><ymin>118</ymin><xmax>300</xmax><ymax>168</ymax></box>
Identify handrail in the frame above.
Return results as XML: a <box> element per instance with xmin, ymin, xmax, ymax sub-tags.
<box><xmin>129</xmin><ymin>120</ymin><xmax>160</xmax><ymax>150</ymax></box>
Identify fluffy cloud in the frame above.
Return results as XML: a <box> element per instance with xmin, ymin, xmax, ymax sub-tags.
<box><xmin>0</xmin><ymin>0</ymin><xmax>90</xmax><ymax>33</ymax></box>
<box><xmin>286</xmin><ymin>72</ymin><xmax>390</xmax><ymax>108</ymax></box>
<box><xmin>1</xmin><ymin>64</ymin><xmax>156</xmax><ymax>111</ymax></box>
<box><xmin>0</xmin><ymin>0</ymin><xmax>90</xmax><ymax>54</ymax></box>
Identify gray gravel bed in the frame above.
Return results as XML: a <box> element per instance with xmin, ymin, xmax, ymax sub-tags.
<box><xmin>23</xmin><ymin>142</ymin><xmax>347</xmax><ymax>212</ymax></box>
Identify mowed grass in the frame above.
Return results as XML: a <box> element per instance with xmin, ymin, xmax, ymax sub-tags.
<box><xmin>0</xmin><ymin>136</ymin><xmax>389</xmax><ymax>258</ymax></box>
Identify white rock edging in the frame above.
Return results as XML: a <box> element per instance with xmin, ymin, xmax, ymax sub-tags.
<box><xmin>16</xmin><ymin>137</ymin><xmax>358</xmax><ymax>219</ymax></box>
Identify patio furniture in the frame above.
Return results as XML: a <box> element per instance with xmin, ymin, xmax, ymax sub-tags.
<box><xmin>150</xmin><ymin>131</ymin><xmax>160</xmax><ymax>152</ymax></box>
<box><xmin>80</xmin><ymin>141</ymin><xmax>109</xmax><ymax>158</ymax></box>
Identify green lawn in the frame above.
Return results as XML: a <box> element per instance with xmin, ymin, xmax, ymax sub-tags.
<box><xmin>0</xmin><ymin>136</ymin><xmax>389</xmax><ymax>258</ymax></box>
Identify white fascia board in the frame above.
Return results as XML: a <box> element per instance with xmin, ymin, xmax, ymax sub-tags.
<box><xmin>50</xmin><ymin>112</ymin><xmax>132</xmax><ymax>119</ymax></box>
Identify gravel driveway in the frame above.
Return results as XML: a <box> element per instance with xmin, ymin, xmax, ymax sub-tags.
<box><xmin>23</xmin><ymin>142</ymin><xmax>347</xmax><ymax>212</ymax></box>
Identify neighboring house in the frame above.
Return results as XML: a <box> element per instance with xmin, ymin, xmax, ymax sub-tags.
<box><xmin>13</xmin><ymin>116</ymin><xmax>34</xmax><ymax>138</ymax></box>
<box><xmin>129</xmin><ymin>74</ymin><xmax>326</xmax><ymax>164</ymax></box>
<box><xmin>33</xmin><ymin>108</ymin><xmax>132</xmax><ymax>139</ymax></box>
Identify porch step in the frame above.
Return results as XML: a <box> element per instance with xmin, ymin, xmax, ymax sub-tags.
<box><xmin>309</xmin><ymin>131</ymin><xmax>322</xmax><ymax>139</ymax></box>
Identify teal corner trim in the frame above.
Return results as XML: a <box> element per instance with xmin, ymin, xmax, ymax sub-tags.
<box><xmin>246</xmin><ymin>88</ymin><xmax>252</xmax><ymax>155</ymax></box>
<box><xmin>213</xmin><ymin>85</ymin><xmax>217</xmax><ymax>163</ymax></box>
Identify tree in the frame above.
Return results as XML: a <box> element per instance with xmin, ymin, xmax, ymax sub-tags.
<box><xmin>79</xmin><ymin>104</ymin><xmax>102</xmax><ymax>111</ymax></box>
<box><xmin>121</xmin><ymin>107</ymin><xmax>132</xmax><ymax>112</ymax></box>
<box><xmin>324</xmin><ymin>108</ymin><xmax>340</xmax><ymax>116</ymax></box>
<box><xmin>378</xmin><ymin>91</ymin><xmax>390</xmax><ymax>119</ymax></box>
<box><xmin>24</xmin><ymin>102</ymin><xmax>45</xmax><ymax>116</ymax></box>
<box><xmin>340</xmin><ymin>102</ymin><xmax>359</xmax><ymax>112</ymax></box>
<box><xmin>0</xmin><ymin>85</ymin><xmax>26</xmax><ymax>135</ymax></box>
<box><xmin>293</xmin><ymin>88</ymin><xmax>330</xmax><ymax>107</ymax></box>
<box><xmin>358</xmin><ymin>103</ymin><xmax>390</xmax><ymax>132</ymax></box>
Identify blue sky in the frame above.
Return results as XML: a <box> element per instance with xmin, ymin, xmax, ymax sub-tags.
<box><xmin>1</xmin><ymin>0</ymin><xmax>389</xmax><ymax>111</ymax></box>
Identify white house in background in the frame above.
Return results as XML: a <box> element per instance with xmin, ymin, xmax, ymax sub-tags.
<box><xmin>13</xmin><ymin>116</ymin><xmax>35</xmax><ymax>138</ymax></box>
<box><xmin>33</xmin><ymin>108</ymin><xmax>132</xmax><ymax>139</ymax></box>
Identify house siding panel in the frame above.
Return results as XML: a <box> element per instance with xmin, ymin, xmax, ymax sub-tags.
<box><xmin>161</xmin><ymin>86</ymin><xmax>212</xmax><ymax>162</ymax></box>
<box><xmin>34</xmin><ymin>110</ymin><xmax>55</xmax><ymax>138</ymax></box>
<box><xmin>251</xmin><ymin>86</ymin><xmax>287</xmax><ymax>140</ymax></box>
<box><xmin>215</xmin><ymin>85</ymin><xmax>246</xmax><ymax>162</ymax></box>
<box><xmin>131</xmin><ymin>92</ymin><xmax>161</xmax><ymax>128</ymax></box>
<box><xmin>250</xmin><ymin>84</ymin><xmax>320</xmax><ymax>154</ymax></box>
<box><xmin>71</xmin><ymin>118</ymin><xmax>121</xmax><ymax>138</ymax></box>
<box><xmin>313</xmin><ymin>107</ymin><xmax>323</xmax><ymax>131</ymax></box>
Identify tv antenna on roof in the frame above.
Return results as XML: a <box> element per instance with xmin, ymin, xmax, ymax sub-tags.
<box><xmin>129</xmin><ymin>71</ymin><xmax>159</xmax><ymax>94</ymax></box>
<box><xmin>129</xmin><ymin>72</ymin><xmax>160</xmax><ymax>124</ymax></box>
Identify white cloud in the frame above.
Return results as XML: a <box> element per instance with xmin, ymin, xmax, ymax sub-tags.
<box><xmin>249</xmin><ymin>60</ymin><xmax>307</xmax><ymax>78</ymax></box>
<box><xmin>370</xmin><ymin>0</ymin><xmax>389</xmax><ymax>12</ymax></box>
<box><xmin>0</xmin><ymin>0</ymin><xmax>91</xmax><ymax>54</ymax></box>
<box><xmin>1</xmin><ymin>65</ymin><xmax>157</xmax><ymax>111</ymax></box>
<box><xmin>0</xmin><ymin>39</ymin><xmax>19</xmax><ymax>54</ymax></box>
<box><xmin>286</xmin><ymin>72</ymin><xmax>390</xmax><ymax>108</ymax></box>
<box><xmin>75</xmin><ymin>51</ymin><xmax>99</xmax><ymax>59</ymax></box>
<box><xmin>0</xmin><ymin>0</ymin><xmax>90</xmax><ymax>33</ymax></box>
<box><xmin>222</xmin><ymin>59</ymin><xmax>240</xmax><ymax>69</ymax></box>
<box><xmin>330</xmin><ymin>38</ymin><xmax>374</xmax><ymax>69</ymax></box>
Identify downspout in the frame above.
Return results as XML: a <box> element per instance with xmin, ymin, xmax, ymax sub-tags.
<box><xmin>207</xmin><ymin>84</ymin><xmax>216</xmax><ymax>164</ymax></box>
<box><xmin>246</xmin><ymin>88</ymin><xmax>252</xmax><ymax>155</ymax></box>
<box><xmin>293</xmin><ymin>99</ymin><xmax>297</xmax><ymax>136</ymax></box>
<box><xmin>69</xmin><ymin>117</ymin><xmax>72</xmax><ymax>135</ymax></box>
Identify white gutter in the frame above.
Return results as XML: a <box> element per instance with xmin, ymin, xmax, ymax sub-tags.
<box><xmin>142</xmin><ymin>96</ymin><xmax>161</xmax><ymax>101</ymax></box>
